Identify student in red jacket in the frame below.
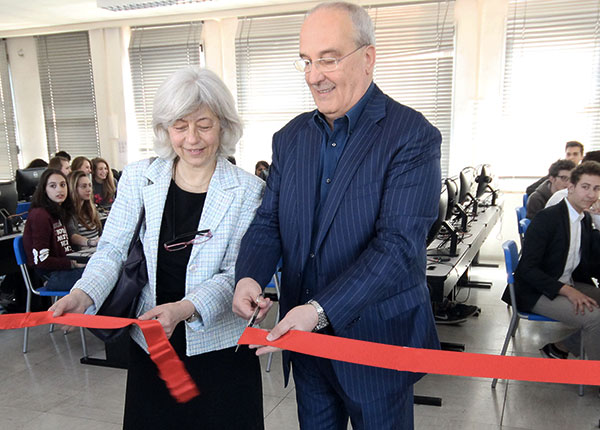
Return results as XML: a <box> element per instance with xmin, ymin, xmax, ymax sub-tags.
<box><xmin>23</xmin><ymin>169</ymin><xmax>85</xmax><ymax>291</ymax></box>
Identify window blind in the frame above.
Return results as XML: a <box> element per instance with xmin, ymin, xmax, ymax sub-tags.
<box><xmin>0</xmin><ymin>39</ymin><xmax>18</xmax><ymax>180</ymax></box>
<box><xmin>129</xmin><ymin>22</ymin><xmax>203</xmax><ymax>160</ymax></box>
<box><xmin>235</xmin><ymin>1</ymin><xmax>455</xmax><ymax>175</ymax></box>
<box><xmin>502</xmin><ymin>0</ymin><xmax>600</xmax><ymax>176</ymax></box>
<box><xmin>36</xmin><ymin>32</ymin><xmax>100</xmax><ymax>159</ymax></box>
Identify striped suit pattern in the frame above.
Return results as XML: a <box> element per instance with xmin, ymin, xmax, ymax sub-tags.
<box><xmin>236</xmin><ymin>84</ymin><xmax>441</xmax><ymax>426</ymax></box>
<box><xmin>75</xmin><ymin>156</ymin><xmax>264</xmax><ymax>355</ymax></box>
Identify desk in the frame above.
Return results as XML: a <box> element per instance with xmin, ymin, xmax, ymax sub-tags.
<box><xmin>66</xmin><ymin>247</ymin><xmax>96</xmax><ymax>263</ymax></box>
<box><xmin>0</xmin><ymin>230</ymin><xmax>23</xmax><ymax>276</ymax></box>
<box><xmin>426</xmin><ymin>202</ymin><xmax>503</xmax><ymax>303</ymax></box>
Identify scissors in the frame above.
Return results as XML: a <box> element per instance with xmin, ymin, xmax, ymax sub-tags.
<box><xmin>235</xmin><ymin>293</ymin><xmax>264</xmax><ymax>352</ymax></box>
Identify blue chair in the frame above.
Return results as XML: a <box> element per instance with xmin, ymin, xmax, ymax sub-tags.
<box><xmin>522</xmin><ymin>193</ymin><xmax>528</xmax><ymax>208</ymax></box>
<box><xmin>515</xmin><ymin>207</ymin><xmax>528</xmax><ymax>245</ymax></box>
<box><xmin>491</xmin><ymin>240</ymin><xmax>584</xmax><ymax>395</ymax></box>
<box><xmin>519</xmin><ymin>218</ymin><xmax>530</xmax><ymax>236</ymax></box>
<box><xmin>13</xmin><ymin>235</ymin><xmax>88</xmax><ymax>356</ymax></box>
<box><xmin>15</xmin><ymin>201</ymin><xmax>31</xmax><ymax>220</ymax></box>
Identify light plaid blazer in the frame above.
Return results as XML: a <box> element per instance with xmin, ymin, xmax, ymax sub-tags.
<box><xmin>74</xmin><ymin>156</ymin><xmax>264</xmax><ymax>355</ymax></box>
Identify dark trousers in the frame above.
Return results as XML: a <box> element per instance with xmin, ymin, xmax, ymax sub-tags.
<box><xmin>291</xmin><ymin>352</ymin><xmax>414</xmax><ymax>430</ymax></box>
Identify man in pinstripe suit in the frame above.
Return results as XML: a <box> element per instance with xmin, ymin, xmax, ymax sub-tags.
<box><xmin>234</xmin><ymin>2</ymin><xmax>441</xmax><ymax>429</ymax></box>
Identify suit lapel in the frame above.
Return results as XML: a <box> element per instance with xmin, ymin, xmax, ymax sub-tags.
<box><xmin>189</xmin><ymin>157</ymin><xmax>235</xmax><ymax>264</ymax></box>
<box><xmin>296</xmin><ymin>123</ymin><xmax>321</xmax><ymax>260</ymax></box>
<box><xmin>314</xmin><ymin>87</ymin><xmax>386</xmax><ymax>252</ymax></box>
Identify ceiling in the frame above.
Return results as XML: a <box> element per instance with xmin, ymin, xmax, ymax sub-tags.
<box><xmin>0</xmin><ymin>0</ymin><xmax>312</xmax><ymax>37</ymax></box>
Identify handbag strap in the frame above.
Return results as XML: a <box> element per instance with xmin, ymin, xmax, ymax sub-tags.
<box><xmin>127</xmin><ymin>156</ymin><xmax>157</xmax><ymax>255</ymax></box>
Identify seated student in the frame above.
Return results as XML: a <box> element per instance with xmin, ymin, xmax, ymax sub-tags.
<box><xmin>526</xmin><ymin>141</ymin><xmax>584</xmax><ymax>195</ymax></box>
<box><xmin>91</xmin><ymin>157</ymin><xmax>117</xmax><ymax>210</ymax></box>
<box><xmin>25</xmin><ymin>158</ymin><xmax>48</xmax><ymax>169</ymax></box>
<box><xmin>526</xmin><ymin>159</ymin><xmax>575</xmax><ymax>219</ymax></box>
<box><xmin>54</xmin><ymin>150</ymin><xmax>71</xmax><ymax>162</ymax></box>
<box><xmin>546</xmin><ymin>151</ymin><xmax>600</xmax><ymax>229</ymax></box>
<box><xmin>67</xmin><ymin>170</ymin><xmax>102</xmax><ymax>250</ymax></box>
<box><xmin>504</xmin><ymin>161</ymin><xmax>600</xmax><ymax>361</ymax></box>
<box><xmin>23</xmin><ymin>169</ymin><xmax>85</xmax><ymax>291</ymax></box>
<box><xmin>48</xmin><ymin>156</ymin><xmax>71</xmax><ymax>177</ymax></box>
<box><xmin>71</xmin><ymin>156</ymin><xmax>92</xmax><ymax>176</ymax></box>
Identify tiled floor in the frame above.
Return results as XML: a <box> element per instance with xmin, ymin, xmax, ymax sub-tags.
<box><xmin>0</xmin><ymin>192</ymin><xmax>598</xmax><ymax>429</ymax></box>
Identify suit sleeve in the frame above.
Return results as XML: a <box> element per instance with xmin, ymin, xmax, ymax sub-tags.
<box><xmin>72</xmin><ymin>161</ymin><xmax>145</xmax><ymax>307</ymax></box>
<box><xmin>515</xmin><ymin>212</ymin><xmax>564</xmax><ymax>299</ymax></box>
<box><xmin>185</xmin><ymin>179</ymin><xmax>264</xmax><ymax>329</ymax></box>
<box><xmin>316</xmin><ymin>118</ymin><xmax>441</xmax><ymax>331</ymax></box>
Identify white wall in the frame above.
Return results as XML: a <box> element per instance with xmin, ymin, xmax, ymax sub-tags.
<box><xmin>5</xmin><ymin>0</ymin><xmax>510</xmax><ymax>175</ymax></box>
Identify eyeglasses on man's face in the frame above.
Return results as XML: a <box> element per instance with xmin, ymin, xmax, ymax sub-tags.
<box><xmin>163</xmin><ymin>229</ymin><xmax>212</xmax><ymax>252</ymax></box>
<box><xmin>557</xmin><ymin>175</ymin><xmax>570</xmax><ymax>182</ymax></box>
<box><xmin>293</xmin><ymin>44</ymin><xmax>367</xmax><ymax>73</ymax></box>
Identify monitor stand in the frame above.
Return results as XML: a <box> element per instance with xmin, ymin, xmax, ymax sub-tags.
<box><xmin>427</xmin><ymin>222</ymin><xmax>459</xmax><ymax>257</ymax></box>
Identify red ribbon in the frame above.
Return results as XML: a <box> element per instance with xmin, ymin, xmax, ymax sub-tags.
<box><xmin>239</xmin><ymin>327</ymin><xmax>600</xmax><ymax>386</ymax></box>
<box><xmin>0</xmin><ymin>312</ymin><xmax>200</xmax><ymax>403</ymax></box>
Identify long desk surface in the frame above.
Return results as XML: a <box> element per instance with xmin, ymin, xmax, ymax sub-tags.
<box><xmin>426</xmin><ymin>202</ymin><xmax>503</xmax><ymax>303</ymax></box>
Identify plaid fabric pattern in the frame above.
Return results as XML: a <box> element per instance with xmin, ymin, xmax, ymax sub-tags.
<box><xmin>74</xmin><ymin>156</ymin><xmax>264</xmax><ymax>355</ymax></box>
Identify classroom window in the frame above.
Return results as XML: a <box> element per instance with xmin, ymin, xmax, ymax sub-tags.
<box><xmin>36</xmin><ymin>32</ymin><xmax>100</xmax><ymax>159</ymax></box>
<box><xmin>500</xmin><ymin>0</ymin><xmax>600</xmax><ymax>176</ymax></box>
<box><xmin>235</xmin><ymin>1</ymin><xmax>455</xmax><ymax>175</ymax></box>
<box><xmin>128</xmin><ymin>22</ymin><xmax>204</xmax><ymax>161</ymax></box>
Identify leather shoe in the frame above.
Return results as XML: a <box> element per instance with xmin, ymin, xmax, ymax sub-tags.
<box><xmin>540</xmin><ymin>343</ymin><xmax>568</xmax><ymax>359</ymax></box>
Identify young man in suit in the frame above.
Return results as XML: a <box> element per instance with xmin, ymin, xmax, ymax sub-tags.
<box><xmin>233</xmin><ymin>2</ymin><xmax>441</xmax><ymax>428</ymax></box>
<box><xmin>506</xmin><ymin>161</ymin><xmax>600</xmax><ymax>361</ymax></box>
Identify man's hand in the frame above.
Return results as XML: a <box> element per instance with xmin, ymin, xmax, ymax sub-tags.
<box><xmin>138</xmin><ymin>300</ymin><xmax>195</xmax><ymax>339</ymax></box>
<box><xmin>251</xmin><ymin>304</ymin><xmax>318</xmax><ymax>356</ymax></box>
<box><xmin>559</xmin><ymin>284</ymin><xmax>599</xmax><ymax>315</ymax></box>
<box><xmin>232</xmin><ymin>277</ymin><xmax>272</xmax><ymax>323</ymax></box>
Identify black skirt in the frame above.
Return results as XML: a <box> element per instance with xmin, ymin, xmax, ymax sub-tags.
<box><xmin>123</xmin><ymin>323</ymin><xmax>264</xmax><ymax>429</ymax></box>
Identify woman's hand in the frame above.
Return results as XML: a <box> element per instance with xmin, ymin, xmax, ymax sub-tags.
<box><xmin>48</xmin><ymin>288</ymin><xmax>94</xmax><ymax>332</ymax></box>
<box><xmin>49</xmin><ymin>288</ymin><xmax>94</xmax><ymax>317</ymax></box>
<box><xmin>138</xmin><ymin>300</ymin><xmax>195</xmax><ymax>339</ymax></box>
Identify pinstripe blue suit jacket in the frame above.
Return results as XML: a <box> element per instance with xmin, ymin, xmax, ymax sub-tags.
<box><xmin>236</xmin><ymin>84</ymin><xmax>441</xmax><ymax>401</ymax></box>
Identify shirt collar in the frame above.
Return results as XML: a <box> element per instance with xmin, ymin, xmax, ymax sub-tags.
<box><xmin>565</xmin><ymin>198</ymin><xmax>584</xmax><ymax>224</ymax></box>
<box><xmin>312</xmin><ymin>81</ymin><xmax>375</xmax><ymax>133</ymax></box>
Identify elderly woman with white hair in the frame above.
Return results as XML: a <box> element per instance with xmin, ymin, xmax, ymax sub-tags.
<box><xmin>51</xmin><ymin>67</ymin><xmax>265</xmax><ymax>429</ymax></box>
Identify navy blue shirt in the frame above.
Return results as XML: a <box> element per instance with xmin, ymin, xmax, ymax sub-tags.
<box><xmin>302</xmin><ymin>82</ymin><xmax>375</xmax><ymax>301</ymax></box>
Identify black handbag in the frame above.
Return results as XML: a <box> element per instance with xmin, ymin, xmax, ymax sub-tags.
<box><xmin>88</xmin><ymin>206</ymin><xmax>148</xmax><ymax>343</ymax></box>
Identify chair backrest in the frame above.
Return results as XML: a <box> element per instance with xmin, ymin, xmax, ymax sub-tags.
<box><xmin>516</xmin><ymin>206</ymin><xmax>526</xmax><ymax>224</ymax></box>
<box><xmin>502</xmin><ymin>240</ymin><xmax>519</xmax><ymax>284</ymax></box>
<box><xmin>519</xmin><ymin>218</ymin><xmax>531</xmax><ymax>235</ymax></box>
<box><xmin>522</xmin><ymin>193</ymin><xmax>528</xmax><ymax>207</ymax></box>
<box><xmin>13</xmin><ymin>235</ymin><xmax>27</xmax><ymax>266</ymax></box>
<box><xmin>16</xmin><ymin>201</ymin><xmax>31</xmax><ymax>220</ymax></box>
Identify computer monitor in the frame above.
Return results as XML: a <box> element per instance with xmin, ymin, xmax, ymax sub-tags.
<box><xmin>458</xmin><ymin>168</ymin><xmax>474</xmax><ymax>204</ymax></box>
<box><xmin>447</xmin><ymin>177</ymin><xmax>469</xmax><ymax>231</ymax></box>
<box><xmin>475</xmin><ymin>164</ymin><xmax>492</xmax><ymax>199</ymax></box>
<box><xmin>445</xmin><ymin>178</ymin><xmax>458</xmax><ymax>220</ymax></box>
<box><xmin>0</xmin><ymin>181</ymin><xmax>18</xmax><ymax>235</ymax></box>
<box><xmin>16</xmin><ymin>167</ymin><xmax>46</xmax><ymax>201</ymax></box>
<box><xmin>426</xmin><ymin>183</ymin><xmax>448</xmax><ymax>247</ymax></box>
<box><xmin>0</xmin><ymin>181</ymin><xmax>17</xmax><ymax>215</ymax></box>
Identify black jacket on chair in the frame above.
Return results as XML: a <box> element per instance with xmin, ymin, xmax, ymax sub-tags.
<box><xmin>502</xmin><ymin>199</ymin><xmax>600</xmax><ymax>312</ymax></box>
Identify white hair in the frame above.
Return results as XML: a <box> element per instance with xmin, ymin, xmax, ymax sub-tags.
<box><xmin>152</xmin><ymin>67</ymin><xmax>243</xmax><ymax>159</ymax></box>
<box><xmin>307</xmin><ymin>2</ymin><xmax>376</xmax><ymax>47</ymax></box>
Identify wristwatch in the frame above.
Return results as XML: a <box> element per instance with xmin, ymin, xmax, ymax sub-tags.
<box><xmin>186</xmin><ymin>310</ymin><xmax>200</xmax><ymax>323</ymax></box>
<box><xmin>307</xmin><ymin>299</ymin><xmax>329</xmax><ymax>331</ymax></box>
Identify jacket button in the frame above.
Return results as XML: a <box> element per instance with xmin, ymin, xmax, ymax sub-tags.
<box><xmin>189</xmin><ymin>264</ymin><xmax>197</xmax><ymax>272</ymax></box>
<box><xmin>309</xmin><ymin>253</ymin><xmax>315</xmax><ymax>258</ymax></box>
